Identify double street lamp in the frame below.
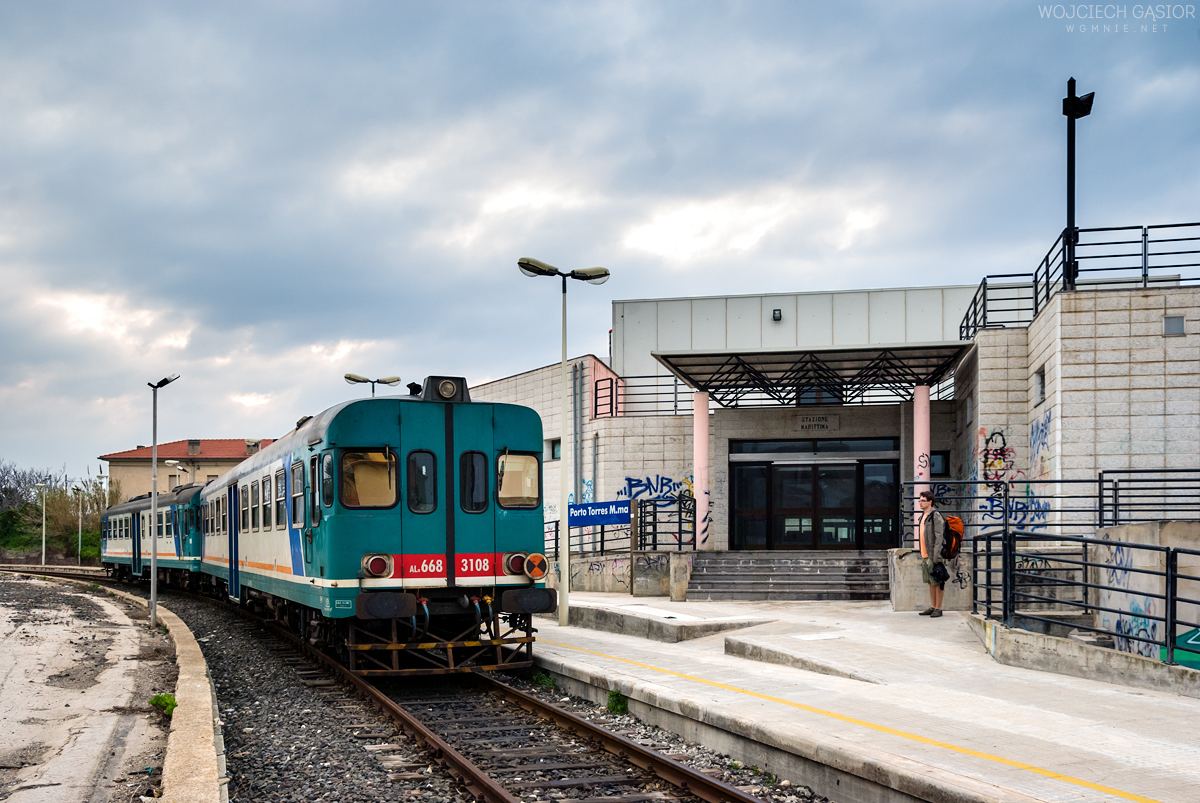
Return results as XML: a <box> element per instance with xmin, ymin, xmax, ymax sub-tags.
<box><xmin>148</xmin><ymin>373</ymin><xmax>179</xmax><ymax>628</ymax></box>
<box><xmin>517</xmin><ymin>257</ymin><xmax>610</xmax><ymax>627</ymax></box>
<box><xmin>344</xmin><ymin>374</ymin><xmax>401</xmax><ymax>397</ymax></box>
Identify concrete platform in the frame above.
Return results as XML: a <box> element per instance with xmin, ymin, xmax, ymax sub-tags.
<box><xmin>533</xmin><ymin>592</ymin><xmax>1200</xmax><ymax>803</ymax></box>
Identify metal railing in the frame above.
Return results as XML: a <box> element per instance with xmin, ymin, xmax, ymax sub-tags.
<box><xmin>972</xmin><ymin>530</ymin><xmax>1200</xmax><ymax>666</ymax></box>
<box><xmin>960</xmin><ymin>222</ymin><xmax>1200</xmax><ymax>339</ymax></box>
<box><xmin>545</xmin><ymin>497</ymin><xmax>696</xmax><ymax>558</ymax></box>
<box><xmin>594</xmin><ymin>373</ymin><xmax>953</xmax><ymax>417</ymax></box>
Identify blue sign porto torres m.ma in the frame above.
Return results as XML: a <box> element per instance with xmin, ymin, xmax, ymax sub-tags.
<box><xmin>567</xmin><ymin>501</ymin><xmax>631</xmax><ymax>527</ymax></box>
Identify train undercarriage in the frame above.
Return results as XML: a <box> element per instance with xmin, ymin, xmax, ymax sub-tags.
<box><xmin>105</xmin><ymin>563</ymin><xmax>551</xmax><ymax>676</ymax></box>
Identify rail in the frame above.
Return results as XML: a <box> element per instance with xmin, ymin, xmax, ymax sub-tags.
<box><xmin>960</xmin><ymin>222</ymin><xmax>1200</xmax><ymax>339</ymax></box>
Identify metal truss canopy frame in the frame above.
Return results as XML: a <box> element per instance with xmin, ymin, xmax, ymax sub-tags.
<box><xmin>653</xmin><ymin>341</ymin><xmax>969</xmax><ymax>408</ymax></box>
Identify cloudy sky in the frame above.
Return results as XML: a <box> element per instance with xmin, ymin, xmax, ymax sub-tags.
<box><xmin>1</xmin><ymin>1</ymin><xmax>1197</xmax><ymax>478</ymax></box>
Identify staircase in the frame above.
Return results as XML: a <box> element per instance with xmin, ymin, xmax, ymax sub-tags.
<box><xmin>686</xmin><ymin>551</ymin><xmax>890</xmax><ymax>601</ymax></box>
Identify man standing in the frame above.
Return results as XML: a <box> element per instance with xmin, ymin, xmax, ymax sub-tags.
<box><xmin>917</xmin><ymin>490</ymin><xmax>946</xmax><ymax>617</ymax></box>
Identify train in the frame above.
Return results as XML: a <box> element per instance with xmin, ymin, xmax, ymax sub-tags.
<box><xmin>100</xmin><ymin>375</ymin><xmax>557</xmax><ymax>676</ymax></box>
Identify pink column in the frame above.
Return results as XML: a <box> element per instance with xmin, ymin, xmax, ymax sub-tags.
<box><xmin>693</xmin><ymin>391</ymin><xmax>710</xmax><ymax>550</ymax></box>
<box><xmin>913</xmin><ymin>385</ymin><xmax>931</xmax><ymax>545</ymax></box>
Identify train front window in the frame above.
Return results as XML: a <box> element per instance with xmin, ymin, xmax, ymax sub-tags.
<box><xmin>497</xmin><ymin>454</ymin><xmax>540</xmax><ymax>509</ymax></box>
<box><xmin>460</xmin><ymin>452</ymin><xmax>488</xmax><ymax>513</ymax></box>
<box><xmin>407</xmin><ymin>451</ymin><xmax>437</xmax><ymax>514</ymax></box>
<box><xmin>341</xmin><ymin>450</ymin><xmax>398</xmax><ymax>508</ymax></box>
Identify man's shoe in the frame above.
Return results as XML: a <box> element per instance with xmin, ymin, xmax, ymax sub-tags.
<box><xmin>919</xmin><ymin>607</ymin><xmax>935</xmax><ymax>615</ymax></box>
<box><xmin>930</xmin><ymin>609</ymin><xmax>943</xmax><ymax>618</ymax></box>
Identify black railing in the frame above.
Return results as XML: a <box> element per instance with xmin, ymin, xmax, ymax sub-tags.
<box><xmin>960</xmin><ymin>222</ymin><xmax>1200</xmax><ymax>339</ymax></box>
<box><xmin>545</xmin><ymin>497</ymin><xmax>696</xmax><ymax>558</ymax></box>
<box><xmin>972</xmin><ymin>530</ymin><xmax>1200</xmax><ymax>666</ymax></box>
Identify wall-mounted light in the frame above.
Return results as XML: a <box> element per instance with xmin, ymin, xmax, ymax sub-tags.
<box><xmin>772</xmin><ymin>309</ymin><xmax>782</xmax><ymax>322</ymax></box>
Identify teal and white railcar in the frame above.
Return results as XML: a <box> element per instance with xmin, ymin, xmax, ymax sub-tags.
<box><xmin>100</xmin><ymin>484</ymin><xmax>204</xmax><ymax>581</ymax></box>
<box><xmin>129</xmin><ymin>375</ymin><xmax>554</xmax><ymax>676</ymax></box>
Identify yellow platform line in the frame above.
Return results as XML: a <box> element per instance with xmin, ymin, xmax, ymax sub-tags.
<box><xmin>541</xmin><ymin>638</ymin><xmax>1161</xmax><ymax>803</ymax></box>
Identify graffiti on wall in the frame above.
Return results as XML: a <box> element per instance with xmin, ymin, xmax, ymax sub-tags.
<box><xmin>616</xmin><ymin>473</ymin><xmax>692</xmax><ymax>501</ymax></box>
<box><xmin>1029</xmin><ymin>408</ymin><xmax>1053</xmax><ymax>481</ymax></box>
<box><xmin>980</xmin><ymin>427</ymin><xmax>1019</xmax><ymax>483</ymax></box>
<box><xmin>1096</xmin><ymin>538</ymin><xmax>1161</xmax><ymax>658</ymax></box>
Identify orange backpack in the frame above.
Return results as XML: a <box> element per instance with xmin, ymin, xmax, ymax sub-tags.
<box><xmin>941</xmin><ymin>515</ymin><xmax>964</xmax><ymax>560</ymax></box>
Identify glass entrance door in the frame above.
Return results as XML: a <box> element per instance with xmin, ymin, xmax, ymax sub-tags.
<box><xmin>729</xmin><ymin>460</ymin><xmax>899</xmax><ymax>550</ymax></box>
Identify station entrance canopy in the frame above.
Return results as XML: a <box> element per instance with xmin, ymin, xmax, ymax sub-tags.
<box><xmin>653</xmin><ymin>341</ymin><xmax>968</xmax><ymax>407</ymax></box>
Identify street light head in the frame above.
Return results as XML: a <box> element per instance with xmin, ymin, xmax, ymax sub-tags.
<box><xmin>149</xmin><ymin>374</ymin><xmax>180</xmax><ymax>389</ymax></box>
<box><xmin>377</xmin><ymin>376</ymin><xmax>402</xmax><ymax>386</ymax></box>
<box><xmin>1077</xmin><ymin>91</ymin><xmax>1094</xmax><ymax>118</ymax></box>
<box><xmin>34</xmin><ymin>483</ymin><xmax>45</xmax><ymax>488</ymax></box>
<box><xmin>165</xmin><ymin>459</ymin><xmax>179</xmax><ymax>466</ymax></box>
<box><xmin>518</xmin><ymin>257</ymin><xmax>560</xmax><ymax>278</ymax></box>
<box><xmin>574</xmin><ymin>267</ymin><xmax>610</xmax><ymax>285</ymax></box>
<box><xmin>344</xmin><ymin>373</ymin><xmax>369</xmax><ymax>385</ymax></box>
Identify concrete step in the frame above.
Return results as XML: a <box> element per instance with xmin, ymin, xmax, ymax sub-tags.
<box><xmin>687</xmin><ymin>589</ymin><xmax>890</xmax><ymax>601</ymax></box>
<box><xmin>686</xmin><ymin>551</ymin><xmax>890</xmax><ymax>601</ymax></box>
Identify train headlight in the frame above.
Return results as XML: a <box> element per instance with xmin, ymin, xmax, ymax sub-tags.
<box><xmin>503</xmin><ymin>552</ymin><xmax>528</xmax><ymax>575</ymax></box>
<box><xmin>361</xmin><ymin>554</ymin><xmax>393</xmax><ymax>578</ymax></box>
<box><xmin>437</xmin><ymin>379</ymin><xmax>457</xmax><ymax>399</ymax></box>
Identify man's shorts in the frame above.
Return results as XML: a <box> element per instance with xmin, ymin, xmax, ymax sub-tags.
<box><xmin>921</xmin><ymin>557</ymin><xmax>945</xmax><ymax>588</ymax></box>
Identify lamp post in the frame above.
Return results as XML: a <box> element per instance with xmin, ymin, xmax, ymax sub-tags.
<box><xmin>73</xmin><ymin>487</ymin><xmax>83</xmax><ymax>566</ymax></box>
<box><xmin>1063</xmin><ymin>77</ymin><xmax>1094</xmax><ymax>292</ymax></box>
<box><xmin>517</xmin><ymin>257</ymin><xmax>610</xmax><ymax>627</ymax></box>
<box><xmin>344</xmin><ymin>374</ymin><xmax>402</xmax><ymax>397</ymax></box>
<box><xmin>34</xmin><ymin>483</ymin><xmax>46</xmax><ymax>566</ymax></box>
<box><xmin>148</xmin><ymin>374</ymin><xmax>179</xmax><ymax>628</ymax></box>
<box><xmin>164</xmin><ymin>460</ymin><xmax>193</xmax><ymax>486</ymax></box>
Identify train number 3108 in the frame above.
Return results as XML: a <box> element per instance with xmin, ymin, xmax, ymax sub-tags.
<box><xmin>461</xmin><ymin>557</ymin><xmax>490</xmax><ymax>572</ymax></box>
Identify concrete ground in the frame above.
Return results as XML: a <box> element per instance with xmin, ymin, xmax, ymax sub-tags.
<box><xmin>0</xmin><ymin>577</ymin><xmax>165</xmax><ymax>802</ymax></box>
<box><xmin>535</xmin><ymin>592</ymin><xmax>1200</xmax><ymax>803</ymax></box>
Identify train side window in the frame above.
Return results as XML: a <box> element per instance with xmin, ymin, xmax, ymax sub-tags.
<box><xmin>262</xmin><ymin>476</ymin><xmax>272</xmax><ymax>529</ymax></box>
<box><xmin>240</xmin><ymin>486</ymin><xmax>249</xmax><ymax>532</ymax></box>
<box><xmin>341</xmin><ymin>450</ymin><xmax>398</xmax><ymax>509</ymax></box>
<box><xmin>222</xmin><ymin>497</ymin><xmax>228</xmax><ymax>534</ymax></box>
<box><xmin>407</xmin><ymin>451</ymin><xmax>437</xmax><ymax>514</ymax></box>
<box><xmin>157</xmin><ymin>512</ymin><xmax>164</xmax><ymax>538</ymax></box>
<box><xmin>497</xmin><ymin>453</ymin><xmax>540</xmax><ymax>509</ymax></box>
<box><xmin>310</xmin><ymin>457</ymin><xmax>321</xmax><ymax>525</ymax></box>
<box><xmin>321</xmin><ymin>453</ymin><xmax>335</xmax><ymax>508</ymax></box>
<box><xmin>275</xmin><ymin>471</ymin><xmax>287</xmax><ymax>528</ymax></box>
<box><xmin>250</xmin><ymin>482</ymin><xmax>261</xmax><ymax>530</ymax></box>
<box><xmin>460</xmin><ymin>451</ymin><xmax>488</xmax><ymax>514</ymax></box>
<box><xmin>291</xmin><ymin>463</ymin><xmax>304</xmax><ymax>526</ymax></box>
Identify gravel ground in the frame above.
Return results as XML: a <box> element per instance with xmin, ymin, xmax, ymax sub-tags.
<box><xmin>155</xmin><ymin>588</ymin><xmax>834</xmax><ymax>803</ymax></box>
<box><xmin>159</xmin><ymin>590</ymin><xmax>459</xmax><ymax>803</ymax></box>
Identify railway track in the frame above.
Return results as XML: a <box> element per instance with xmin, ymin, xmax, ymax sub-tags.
<box><xmin>8</xmin><ymin>567</ymin><xmax>768</xmax><ymax>803</ymax></box>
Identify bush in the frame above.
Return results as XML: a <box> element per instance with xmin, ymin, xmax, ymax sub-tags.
<box><xmin>149</xmin><ymin>693</ymin><xmax>177</xmax><ymax>717</ymax></box>
<box><xmin>606</xmin><ymin>689</ymin><xmax>628</xmax><ymax>715</ymax></box>
<box><xmin>533</xmin><ymin>671</ymin><xmax>556</xmax><ymax>691</ymax></box>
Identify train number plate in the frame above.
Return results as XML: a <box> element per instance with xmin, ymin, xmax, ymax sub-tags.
<box><xmin>402</xmin><ymin>554</ymin><xmax>447</xmax><ymax>579</ymax></box>
<box><xmin>455</xmin><ymin>553</ymin><xmax>496</xmax><ymax>578</ymax></box>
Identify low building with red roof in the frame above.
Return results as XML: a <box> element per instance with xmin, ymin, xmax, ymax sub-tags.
<box><xmin>99</xmin><ymin>438</ymin><xmax>274</xmax><ymax>500</ymax></box>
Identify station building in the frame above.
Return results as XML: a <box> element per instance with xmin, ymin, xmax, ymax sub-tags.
<box><xmin>100</xmin><ymin>438</ymin><xmax>273</xmax><ymax>501</ymax></box>
<box><xmin>472</xmin><ymin>223</ymin><xmax>1200</xmax><ymax>557</ymax></box>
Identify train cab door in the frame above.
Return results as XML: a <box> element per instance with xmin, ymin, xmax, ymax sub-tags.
<box><xmin>399</xmin><ymin>402</ymin><xmax>448</xmax><ymax>586</ymax></box>
<box><xmin>228</xmin><ymin>484</ymin><xmax>241</xmax><ymax>600</ymax></box>
<box><xmin>132</xmin><ymin>512</ymin><xmax>143</xmax><ymax>575</ymax></box>
<box><xmin>452</xmin><ymin>403</ymin><xmax>497</xmax><ymax>586</ymax></box>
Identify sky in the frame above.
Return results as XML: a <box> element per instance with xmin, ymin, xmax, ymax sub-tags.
<box><xmin>1</xmin><ymin>1</ymin><xmax>1198</xmax><ymax>479</ymax></box>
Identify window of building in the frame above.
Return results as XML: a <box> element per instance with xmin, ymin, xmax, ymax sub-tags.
<box><xmin>547</xmin><ymin>439</ymin><xmax>561</xmax><ymax>461</ymax></box>
<box><xmin>168</xmin><ymin>474</ymin><xmax>177</xmax><ymax>488</ymax></box>
<box><xmin>275</xmin><ymin>471</ymin><xmax>287</xmax><ymax>527</ymax></box>
<box><xmin>1165</xmin><ymin>315</ymin><xmax>1185</xmax><ymax>336</ymax></box>
<box><xmin>1034</xmin><ymin>365</ymin><xmax>1046</xmax><ymax>406</ymax></box>
<box><xmin>240</xmin><ymin>486</ymin><xmax>249</xmax><ymax>532</ymax></box>
<box><xmin>930</xmin><ymin>451</ymin><xmax>951</xmax><ymax>478</ymax></box>
<box><xmin>250</xmin><ymin>481</ymin><xmax>260</xmax><ymax>530</ymax></box>
<box><xmin>460</xmin><ymin>451</ymin><xmax>488</xmax><ymax>513</ymax></box>
<box><xmin>207</xmin><ymin>475</ymin><xmax>219</xmax><ymax>482</ymax></box>
<box><xmin>497</xmin><ymin>453</ymin><xmax>540</xmax><ymax>509</ymax></box>
<box><xmin>262</xmin><ymin>477</ymin><xmax>272</xmax><ymax>528</ymax></box>
<box><xmin>341</xmin><ymin>450</ymin><xmax>399</xmax><ymax>508</ymax></box>
<box><xmin>291</xmin><ymin>463</ymin><xmax>304</xmax><ymax>527</ymax></box>
<box><xmin>407</xmin><ymin>451</ymin><xmax>437</xmax><ymax>514</ymax></box>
